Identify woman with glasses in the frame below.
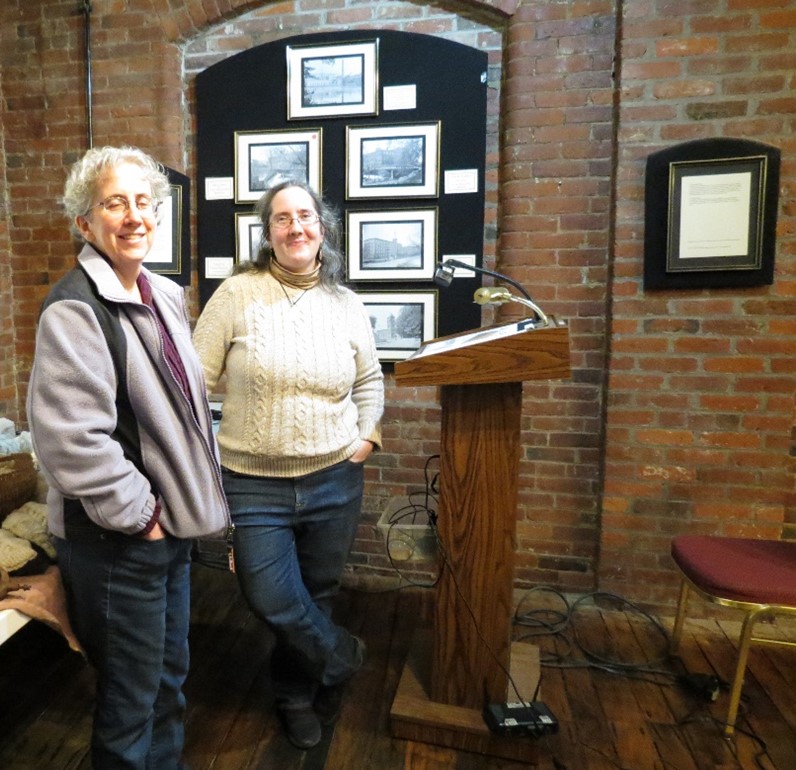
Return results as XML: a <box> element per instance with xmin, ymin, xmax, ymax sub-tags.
<box><xmin>193</xmin><ymin>180</ymin><xmax>384</xmax><ymax>749</ymax></box>
<box><xmin>26</xmin><ymin>145</ymin><xmax>231</xmax><ymax>769</ymax></box>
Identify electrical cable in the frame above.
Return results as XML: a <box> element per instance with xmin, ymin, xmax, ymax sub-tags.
<box><xmin>372</xmin><ymin>453</ymin><xmax>543</xmax><ymax>704</ymax></box>
<box><xmin>513</xmin><ymin>585</ymin><xmax>775</xmax><ymax>766</ymax></box>
<box><xmin>383</xmin><ymin>505</ymin><xmax>440</xmax><ymax>589</ymax></box>
<box><xmin>677</xmin><ymin>709</ymin><xmax>771</xmax><ymax>770</ymax></box>
<box><xmin>432</xmin><ymin>530</ymin><xmax>539</xmax><ymax>705</ymax></box>
<box><xmin>515</xmin><ymin>586</ymin><xmax>676</xmax><ymax>681</ymax></box>
<box><xmin>363</xmin><ymin>457</ymin><xmax>775</xmax><ymax>765</ymax></box>
<box><xmin>570</xmin><ymin>591</ymin><xmax>672</xmax><ymax>673</ymax></box>
<box><xmin>364</xmin><ymin>453</ymin><xmax>442</xmax><ymax>590</ymax></box>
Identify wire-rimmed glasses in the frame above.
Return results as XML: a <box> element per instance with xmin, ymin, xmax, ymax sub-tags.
<box><xmin>269</xmin><ymin>211</ymin><xmax>320</xmax><ymax>229</ymax></box>
<box><xmin>88</xmin><ymin>195</ymin><xmax>160</xmax><ymax>218</ymax></box>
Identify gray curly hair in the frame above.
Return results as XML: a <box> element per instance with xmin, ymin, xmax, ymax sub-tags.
<box><xmin>63</xmin><ymin>145</ymin><xmax>171</xmax><ymax>240</ymax></box>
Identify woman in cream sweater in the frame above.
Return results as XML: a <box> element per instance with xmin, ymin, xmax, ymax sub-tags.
<box><xmin>193</xmin><ymin>180</ymin><xmax>384</xmax><ymax>749</ymax></box>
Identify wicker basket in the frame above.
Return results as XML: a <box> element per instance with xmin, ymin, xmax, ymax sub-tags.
<box><xmin>0</xmin><ymin>453</ymin><xmax>37</xmax><ymax>520</ymax></box>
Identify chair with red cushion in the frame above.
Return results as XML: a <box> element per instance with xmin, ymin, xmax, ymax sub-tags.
<box><xmin>670</xmin><ymin>534</ymin><xmax>796</xmax><ymax>736</ymax></box>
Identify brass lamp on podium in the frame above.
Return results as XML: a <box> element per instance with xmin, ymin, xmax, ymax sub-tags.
<box><xmin>389</xmin><ymin>259</ymin><xmax>571</xmax><ymax>761</ymax></box>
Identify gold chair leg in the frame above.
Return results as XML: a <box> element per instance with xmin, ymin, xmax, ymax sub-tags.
<box><xmin>671</xmin><ymin>579</ymin><xmax>690</xmax><ymax>653</ymax></box>
<box><xmin>724</xmin><ymin>611</ymin><xmax>756</xmax><ymax>737</ymax></box>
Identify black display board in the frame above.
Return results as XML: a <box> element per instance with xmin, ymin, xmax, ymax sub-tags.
<box><xmin>195</xmin><ymin>30</ymin><xmax>488</xmax><ymax>345</ymax></box>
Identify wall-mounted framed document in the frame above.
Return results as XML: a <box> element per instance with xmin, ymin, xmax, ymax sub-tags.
<box><xmin>644</xmin><ymin>138</ymin><xmax>780</xmax><ymax>290</ymax></box>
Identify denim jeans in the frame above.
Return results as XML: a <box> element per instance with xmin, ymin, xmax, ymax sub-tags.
<box><xmin>222</xmin><ymin>459</ymin><xmax>364</xmax><ymax>708</ymax></box>
<box><xmin>54</xmin><ymin>532</ymin><xmax>192</xmax><ymax>770</ymax></box>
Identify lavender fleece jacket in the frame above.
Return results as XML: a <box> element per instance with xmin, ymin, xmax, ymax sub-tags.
<box><xmin>27</xmin><ymin>246</ymin><xmax>230</xmax><ymax>540</ymax></box>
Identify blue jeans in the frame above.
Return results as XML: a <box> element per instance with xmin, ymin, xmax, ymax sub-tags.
<box><xmin>55</xmin><ymin>531</ymin><xmax>192</xmax><ymax>770</ymax></box>
<box><xmin>222</xmin><ymin>460</ymin><xmax>364</xmax><ymax>708</ymax></box>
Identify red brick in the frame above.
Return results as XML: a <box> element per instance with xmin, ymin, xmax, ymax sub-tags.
<box><xmin>1</xmin><ymin>0</ymin><xmax>793</xmax><ymax>613</ymax></box>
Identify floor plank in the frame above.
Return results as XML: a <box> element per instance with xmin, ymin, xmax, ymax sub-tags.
<box><xmin>1</xmin><ymin>565</ymin><xmax>795</xmax><ymax>769</ymax></box>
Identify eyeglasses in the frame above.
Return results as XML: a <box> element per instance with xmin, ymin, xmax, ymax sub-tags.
<box><xmin>269</xmin><ymin>211</ymin><xmax>319</xmax><ymax>229</ymax></box>
<box><xmin>89</xmin><ymin>195</ymin><xmax>160</xmax><ymax>218</ymax></box>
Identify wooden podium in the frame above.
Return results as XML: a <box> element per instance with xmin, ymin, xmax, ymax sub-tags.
<box><xmin>389</xmin><ymin>317</ymin><xmax>571</xmax><ymax>761</ymax></box>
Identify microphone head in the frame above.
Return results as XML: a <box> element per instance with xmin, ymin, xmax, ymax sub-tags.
<box><xmin>433</xmin><ymin>262</ymin><xmax>455</xmax><ymax>288</ymax></box>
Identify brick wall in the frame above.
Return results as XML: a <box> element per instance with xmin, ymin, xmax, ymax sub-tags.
<box><xmin>501</xmin><ymin>4</ymin><xmax>616</xmax><ymax>591</ymax></box>
<box><xmin>0</xmin><ymin>0</ymin><xmax>793</xmax><ymax>610</ymax></box>
<box><xmin>602</xmin><ymin>2</ymin><xmax>796</xmax><ymax>604</ymax></box>
<box><xmin>0</xmin><ymin>79</ymin><xmax>14</xmax><ymax>420</ymax></box>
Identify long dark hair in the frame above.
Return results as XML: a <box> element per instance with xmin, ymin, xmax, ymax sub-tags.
<box><xmin>234</xmin><ymin>180</ymin><xmax>344</xmax><ymax>290</ymax></box>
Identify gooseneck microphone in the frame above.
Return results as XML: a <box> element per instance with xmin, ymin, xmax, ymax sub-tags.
<box><xmin>433</xmin><ymin>258</ymin><xmax>550</xmax><ymax>324</ymax></box>
<box><xmin>432</xmin><ymin>258</ymin><xmax>533</xmax><ymax>301</ymax></box>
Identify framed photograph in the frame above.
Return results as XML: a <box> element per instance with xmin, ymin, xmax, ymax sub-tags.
<box><xmin>359</xmin><ymin>291</ymin><xmax>437</xmax><ymax>362</ymax></box>
<box><xmin>235</xmin><ymin>213</ymin><xmax>264</xmax><ymax>263</ymax></box>
<box><xmin>347</xmin><ymin>208</ymin><xmax>437</xmax><ymax>281</ymax></box>
<box><xmin>145</xmin><ymin>167</ymin><xmax>190</xmax><ymax>285</ymax></box>
<box><xmin>347</xmin><ymin>122</ymin><xmax>440</xmax><ymax>199</ymax></box>
<box><xmin>235</xmin><ymin>128</ymin><xmax>322</xmax><ymax>203</ymax></box>
<box><xmin>146</xmin><ymin>184</ymin><xmax>181</xmax><ymax>273</ymax></box>
<box><xmin>644</xmin><ymin>138</ymin><xmax>779</xmax><ymax>290</ymax></box>
<box><xmin>287</xmin><ymin>39</ymin><xmax>379</xmax><ymax>120</ymax></box>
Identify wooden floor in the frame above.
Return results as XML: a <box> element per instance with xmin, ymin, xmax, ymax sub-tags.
<box><xmin>1</xmin><ymin>564</ymin><xmax>795</xmax><ymax>769</ymax></box>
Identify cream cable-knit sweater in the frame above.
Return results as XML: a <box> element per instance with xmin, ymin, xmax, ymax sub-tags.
<box><xmin>193</xmin><ymin>270</ymin><xmax>384</xmax><ymax>478</ymax></box>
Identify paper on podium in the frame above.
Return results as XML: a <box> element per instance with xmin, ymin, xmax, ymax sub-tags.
<box><xmin>409</xmin><ymin>319</ymin><xmax>542</xmax><ymax>358</ymax></box>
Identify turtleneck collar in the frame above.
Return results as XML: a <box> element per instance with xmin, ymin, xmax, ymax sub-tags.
<box><xmin>269</xmin><ymin>254</ymin><xmax>320</xmax><ymax>290</ymax></box>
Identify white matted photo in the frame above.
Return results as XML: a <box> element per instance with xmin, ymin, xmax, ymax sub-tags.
<box><xmin>235</xmin><ymin>213</ymin><xmax>263</xmax><ymax>263</ymax></box>
<box><xmin>235</xmin><ymin>128</ymin><xmax>322</xmax><ymax>203</ymax></box>
<box><xmin>359</xmin><ymin>291</ymin><xmax>437</xmax><ymax>362</ymax></box>
<box><xmin>347</xmin><ymin>209</ymin><xmax>437</xmax><ymax>281</ymax></box>
<box><xmin>286</xmin><ymin>39</ymin><xmax>379</xmax><ymax>120</ymax></box>
<box><xmin>346</xmin><ymin>122</ymin><xmax>440</xmax><ymax>199</ymax></box>
<box><xmin>145</xmin><ymin>186</ymin><xmax>180</xmax><ymax>274</ymax></box>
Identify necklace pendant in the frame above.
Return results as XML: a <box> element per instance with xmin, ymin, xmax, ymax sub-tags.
<box><xmin>280</xmin><ymin>282</ymin><xmax>307</xmax><ymax>307</ymax></box>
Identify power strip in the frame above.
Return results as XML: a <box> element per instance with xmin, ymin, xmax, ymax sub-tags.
<box><xmin>677</xmin><ymin>672</ymin><xmax>723</xmax><ymax>702</ymax></box>
<box><xmin>483</xmin><ymin>701</ymin><xmax>559</xmax><ymax>737</ymax></box>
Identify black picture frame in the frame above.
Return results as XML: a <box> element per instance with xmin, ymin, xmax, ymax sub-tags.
<box><xmin>359</xmin><ymin>290</ymin><xmax>437</xmax><ymax>361</ymax></box>
<box><xmin>286</xmin><ymin>39</ymin><xmax>379</xmax><ymax>120</ymax></box>
<box><xmin>644</xmin><ymin>138</ymin><xmax>780</xmax><ymax>290</ymax></box>
<box><xmin>667</xmin><ymin>156</ymin><xmax>766</xmax><ymax>273</ymax></box>
<box><xmin>346</xmin><ymin>122</ymin><xmax>440</xmax><ymax>199</ymax></box>
<box><xmin>234</xmin><ymin>128</ymin><xmax>322</xmax><ymax>202</ymax></box>
<box><xmin>145</xmin><ymin>167</ymin><xmax>190</xmax><ymax>286</ymax></box>
<box><xmin>235</xmin><ymin>212</ymin><xmax>263</xmax><ymax>263</ymax></box>
<box><xmin>346</xmin><ymin>208</ymin><xmax>437</xmax><ymax>281</ymax></box>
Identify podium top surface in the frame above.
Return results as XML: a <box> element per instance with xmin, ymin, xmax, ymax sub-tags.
<box><xmin>394</xmin><ymin>317</ymin><xmax>571</xmax><ymax>387</ymax></box>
